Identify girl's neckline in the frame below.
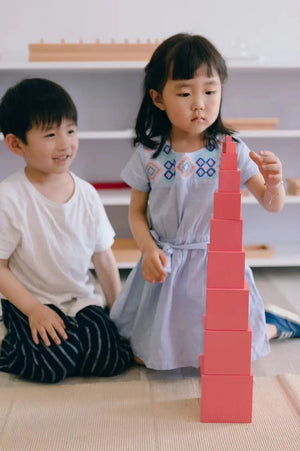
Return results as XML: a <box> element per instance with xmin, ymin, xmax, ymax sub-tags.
<box><xmin>165</xmin><ymin>138</ymin><xmax>218</xmax><ymax>155</ymax></box>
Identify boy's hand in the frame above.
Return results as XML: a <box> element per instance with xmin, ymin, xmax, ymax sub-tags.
<box><xmin>28</xmin><ymin>304</ymin><xmax>68</xmax><ymax>346</ymax></box>
<box><xmin>142</xmin><ymin>249</ymin><xmax>168</xmax><ymax>284</ymax></box>
<box><xmin>249</xmin><ymin>150</ymin><xmax>283</xmax><ymax>188</ymax></box>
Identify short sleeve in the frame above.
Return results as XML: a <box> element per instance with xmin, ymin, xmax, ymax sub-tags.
<box><xmin>93</xmin><ymin>191</ymin><xmax>115</xmax><ymax>252</ymax></box>
<box><xmin>237</xmin><ymin>139</ymin><xmax>259</xmax><ymax>185</ymax></box>
<box><xmin>121</xmin><ymin>147</ymin><xmax>151</xmax><ymax>192</ymax></box>
<box><xmin>0</xmin><ymin>203</ymin><xmax>21</xmax><ymax>259</ymax></box>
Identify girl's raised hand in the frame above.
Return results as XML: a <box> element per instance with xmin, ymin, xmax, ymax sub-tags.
<box><xmin>142</xmin><ymin>248</ymin><xmax>168</xmax><ymax>284</ymax></box>
<box><xmin>249</xmin><ymin>150</ymin><xmax>283</xmax><ymax>188</ymax></box>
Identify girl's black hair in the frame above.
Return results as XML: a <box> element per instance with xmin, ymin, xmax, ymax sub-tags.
<box><xmin>134</xmin><ymin>33</ymin><xmax>233</xmax><ymax>157</ymax></box>
<box><xmin>0</xmin><ymin>78</ymin><xmax>77</xmax><ymax>143</ymax></box>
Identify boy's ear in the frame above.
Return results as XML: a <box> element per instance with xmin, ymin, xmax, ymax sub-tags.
<box><xmin>149</xmin><ymin>89</ymin><xmax>166</xmax><ymax>111</ymax></box>
<box><xmin>5</xmin><ymin>134</ymin><xmax>25</xmax><ymax>156</ymax></box>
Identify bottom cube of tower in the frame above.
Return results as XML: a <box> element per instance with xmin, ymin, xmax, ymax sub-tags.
<box><xmin>199</xmin><ymin>355</ymin><xmax>253</xmax><ymax>423</ymax></box>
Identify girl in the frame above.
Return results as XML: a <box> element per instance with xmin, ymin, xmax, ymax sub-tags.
<box><xmin>110</xmin><ymin>33</ymin><xmax>289</xmax><ymax>370</ymax></box>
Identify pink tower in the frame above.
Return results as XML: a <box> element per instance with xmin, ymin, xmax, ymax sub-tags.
<box><xmin>199</xmin><ymin>136</ymin><xmax>253</xmax><ymax>423</ymax></box>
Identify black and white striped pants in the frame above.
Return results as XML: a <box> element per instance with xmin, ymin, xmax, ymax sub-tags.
<box><xmin>0</xmin><ymin>299</ymin><xmax>134</xmax><ymax>383</ymax></box>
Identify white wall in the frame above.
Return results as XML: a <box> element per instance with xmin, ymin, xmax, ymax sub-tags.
<box><xmin>0</xmin><ymin>0</ymin><xmax>300</xmax><ymax>64</ymax></box>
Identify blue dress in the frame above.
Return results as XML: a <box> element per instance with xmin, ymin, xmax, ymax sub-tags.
<box><xmin>110</xmin><ymin>137</ymin><xmax>270</xmax><ymax>370</ymax></box>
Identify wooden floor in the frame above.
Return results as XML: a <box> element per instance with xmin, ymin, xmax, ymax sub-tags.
<box><xmin>0</xmin><ymin>267</ymin><xmax>299</xmax><ymax>387</ymax></box>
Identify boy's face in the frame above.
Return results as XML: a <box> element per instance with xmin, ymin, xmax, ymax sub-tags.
<box><xmin>19</xmin><ymin>119</ymin><xmax>78</xmax><ymax>176</ymax></box>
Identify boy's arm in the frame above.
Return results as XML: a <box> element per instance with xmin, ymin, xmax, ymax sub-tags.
<box><xmin>92</xmin><ymin>248</ymin><xmax>121</xmax><ymax>309</ymax></box>
<box><xmin>0</xmin><ymin>259</ymin><xmax>67</xmax><ymax>346</ymax></box>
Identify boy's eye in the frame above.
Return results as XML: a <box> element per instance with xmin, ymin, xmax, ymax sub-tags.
<box><xmin>206</xmin><ymin>91</ymin><xmax>216</xmax><ymax>95</ymax></box>
<box><xmin>68</xmin><ymin>129</ymin><xmax>75</xmax><ymax>134</ymax></box>
<box><xmin>178</xmin><ymin>92</ymin><xmax>190</xmax><ymax>97</ymax></box>
<box><xmin>45</xmin><ymin>132</ymin><xmax>55</xmax><ymax>138</ymax></box>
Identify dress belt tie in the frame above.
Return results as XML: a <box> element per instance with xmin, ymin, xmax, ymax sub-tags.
<box><xmin>150</xmin><ymin>230</ymin><xmax>208</xmax><ymax>272</ymax></box>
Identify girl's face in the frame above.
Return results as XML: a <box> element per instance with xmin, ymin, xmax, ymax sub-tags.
<box><xmin>150</xmin><ymin>65</ymin><xmax>222</xmax><ymax>145</ymax></box>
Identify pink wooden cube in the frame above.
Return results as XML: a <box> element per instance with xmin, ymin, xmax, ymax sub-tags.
<box><xmin>213</xmin><ymin>191</ymin><xmax>241</xmax><ymax>220</ymax></box>
<box><xmin>199</xmin><ymin>355</ymin><xmax>253</xmax><ymax>423</ymax></box>
<box><xmin>222</xmin><ymin>136</ymin><xmax>237</xmax><ymax>154</ymax></box>
<box><xmin>203</xmin><ymin>326</ymin><xmax>252</xmax><ymax>375</ymax></box>
<box><xmin>205</xmin><ymin>281</ymin><xmax>249</xmax><ymax>330</ymax></box>
<box><xmin>209</xmin><ymin>217</ymin><xmax>243</xmax><ymax>251</ymax></box>
<box><xmin>207</xmin><ymin>247</ymin><xmax>245</xmax><ymax>288</ymax></box>
<box><xmin>218</xmin><ymin>169</ymin><xmax>241</xmax><ymax>192</ymax></box>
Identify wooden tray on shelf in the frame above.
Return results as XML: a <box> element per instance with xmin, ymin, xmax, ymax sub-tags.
<box><xmin>112</xmin><ymin>239</ymin><xmax>141</xmax><ymax>265</ymax></box>
<box><xmin>112</xmin><ymin>240</ymin><xmax>274</xmax><ymax>266</ymax></box>
<box><xmin>223</xmin><ymin>118</ymin><xmax>279</xmax><ymax>130</ymax></box>
<box><xmin>244</xmin><ymin>244</ymin><xmax>274</xmax><ymax>259</ymax></box>
<box><xmin>29</xmin><ymin>40</ymin><xmax>159</xmax><ymax>62</ymax></box>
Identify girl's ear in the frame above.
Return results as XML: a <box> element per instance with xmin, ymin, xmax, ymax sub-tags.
<box><xmin>149</xmin><ymin>89</ymin><xmax>166</xmax><ymax>111</ymax></box>
<box><xmin>5</xmin><ymin>134</ymin><xmax>25</xmax><ymax>157</ymax></box>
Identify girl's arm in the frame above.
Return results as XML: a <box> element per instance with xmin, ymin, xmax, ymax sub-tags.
<box><xmin>245</xmin><ymin>150</ymin><xmax>285</xmax><ymax>212</ymax></box>
<box><xmin>0</xmin><ymin>259</ymin><xmax>67</xmax><ymax>346</ymax></box>
<box><xmin>92</xmin><ymin>248</ymin><xmax>121</xmax><ymax>309</ymax></box>
<box><xmin>129</xmin><ymin>189</ymin><xmax>168</xmax><ymax>283</ymax></box>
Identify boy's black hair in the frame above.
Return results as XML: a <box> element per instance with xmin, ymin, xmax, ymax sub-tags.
<box><xmin>0</xmin><ymin>78</ymin><xmax>77</xmax><ymax>143</ymax></box>
<box><xmin>134</xmin><ymin>33</ymin><xmax>233</xmax><ymax>157</ymax></box>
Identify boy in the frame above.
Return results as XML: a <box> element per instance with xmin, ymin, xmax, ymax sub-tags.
<box><xmin>0</xmin><ymin>78</ymin><xmax>133</xmax><ymax>383</ymax></box>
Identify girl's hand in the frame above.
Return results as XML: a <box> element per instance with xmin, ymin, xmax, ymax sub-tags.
<box><xmin>249</xmin><ymin>150</ymin><xmax>283</xmax><ymax>188</ymax></box>
<box><xmin>28</xmin><ymin>304</ymin><xmax>68</xmax><ymax>346</ymax></box>
<box><xmin>142</xmin><ymin>248</ymin><xmax>168</xmax><ymax>283</ymax></box>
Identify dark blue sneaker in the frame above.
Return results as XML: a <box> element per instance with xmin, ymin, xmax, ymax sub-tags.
<box><xmin>265</xmin><ymin>304</ymin><xmax>300</xmax><ymax>340</ymax></box>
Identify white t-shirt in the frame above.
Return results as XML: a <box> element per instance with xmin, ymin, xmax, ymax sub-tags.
<box><xmin>0</xmin><ymin>170</ymin><xmax>115</xmax><ymax>316</ymax></box>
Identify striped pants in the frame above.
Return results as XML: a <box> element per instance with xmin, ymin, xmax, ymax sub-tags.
<box><xmin>0</xmin><ymin>300</ymin><xmax>134</xmax><ymax>383</ymax></box>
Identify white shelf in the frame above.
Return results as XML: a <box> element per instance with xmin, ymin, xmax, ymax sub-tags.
<box><xmin>242</xmin><ymin>195</ymin><xmax>300</xmax><ymax>205</ymax></box>
<box><xmin>78</xmin><ymin>130</ymin><xmax>134</xmax><ymax>140</ymax></box>
<box><xmin>246</xmin><ymin>243</ymin><xmax>300</xmax><ymax>267</ymax></box>
<box><xmin>98</xmin><ymin>189</ymin><xmax>131</xmax><ymax>205</ymax></box>
<box><xmin>237</xmin><ymin>130</ymin><xmax>300</xmax><ymax>138</ymax></box>
<box><xmin>98</xmin><ymin>191</ymin><xmax>300</xmax><ymax>206</ymax></box>
<box><xmin>113</xmin><ymin>243</ymin><xmax>300</xmax><ymax>269</ymax></box>
<box><xmin>1</xmin><ymin>129</ymin><xmax>300</xmax><ymax>141</ymax></box>
<box><xmin>1</xmin><ymin>61</ymin><xmax>300</xmax><ymax>71</ymax></box>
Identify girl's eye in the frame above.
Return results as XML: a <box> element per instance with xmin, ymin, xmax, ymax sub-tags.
<box><xmin>178</xmin><ymin>93</ymin><xmax>190</xmax><ymax>97</ymax></box>
<box><xmin>68</xmin><ymin>129</ymin><xmax>75</xmax><ymax>134</ymax></box>
<box><xmin>206</xmin><ymin>91</ymin><xmax>216</xmax><ymax>95</ymax></box>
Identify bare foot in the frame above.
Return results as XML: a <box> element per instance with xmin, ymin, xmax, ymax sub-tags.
<box><xmin>266</xmin><ymin>323</ymin><xmax>278</xmax><ymax>340</ymax></box>
<box><xmin>134</xmin><ymin>355</ymin><xmax>145</xmax><ymax>366</ymax></box>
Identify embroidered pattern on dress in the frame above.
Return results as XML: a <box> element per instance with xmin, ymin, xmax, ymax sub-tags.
<box><xmin>146</xmin><ymin>162</ymin><xmax>160</xmax><ymax>180</ymax></box>
<box><xmin>164</xmin><ymin>160</ymin><xmax>176</xmax><ymax>180</ymax></box>
<box><xmin>196</xmin><ymin>157</ymin><xmax>216</xmax><ymax>177</ymax></box>
<box><xmin>206</xmin><ymin>139</ymin><xmax>216</xmax><ymax>151</ymax></box>
<box><xmin>163</xmin><ymin>144</ymin><xmax>172</xmax><ymax>154</ymax></box>
<box><xmin>177</xmin><ymin>157</ymin><xmax>195</xmax><ymax>177</ymax></box>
